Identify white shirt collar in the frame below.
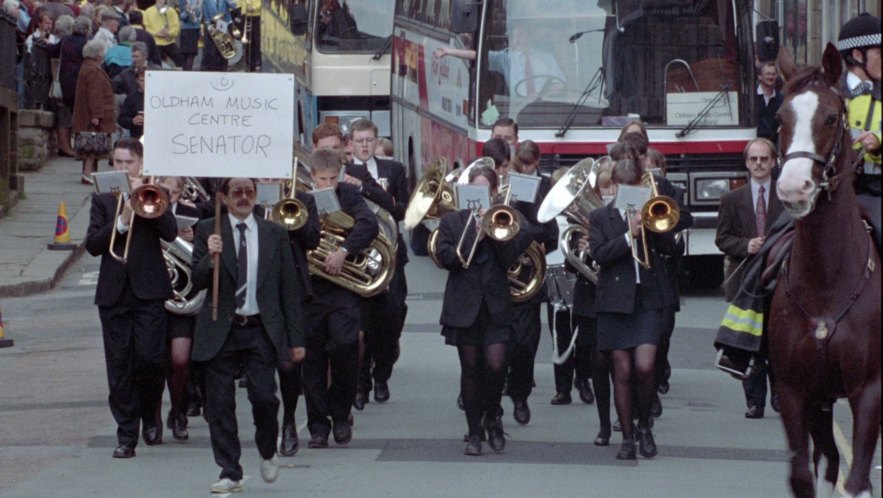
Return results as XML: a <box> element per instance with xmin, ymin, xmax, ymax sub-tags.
<box><xmin>846</xmin><ymin>72</ymin><xmax>865</xmax><ymax>92</ymax></box>
<box><xmin>227</xmin><ymin>212</ymin><xmax>257</xmax><ymax>231</ymax></box>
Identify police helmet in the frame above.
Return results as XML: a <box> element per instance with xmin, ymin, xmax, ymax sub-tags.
<box><xmin>837</xmin><ymin>13</ymin><xmax>881</xmax><ymax>64</ymax></box>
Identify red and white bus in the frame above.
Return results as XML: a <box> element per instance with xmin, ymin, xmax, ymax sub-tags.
<box><xmin>391</xmin><ymin>0</ymin><xmax>763</xmax><ymax>286</ymax></box>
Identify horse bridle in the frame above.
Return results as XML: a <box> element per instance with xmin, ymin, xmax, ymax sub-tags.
<box><xmin>778</xmin><ymin>105</ymin><xmax>849</xmax><ymax>197</ymax></box>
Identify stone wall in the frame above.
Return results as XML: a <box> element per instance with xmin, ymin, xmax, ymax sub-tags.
<box><xmin>16</xmin><ymin>110</ymin><xmax>55</xmax><ymax>172</ymax></box>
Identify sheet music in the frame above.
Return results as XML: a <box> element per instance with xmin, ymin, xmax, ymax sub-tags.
<box><xmin>507</xmin><ymin>172</ymin><xmax>541</xmax><ymax>204</ymax></box>
<box><xmin>613</xmin><ymin>185</ymin><xmax>652</xmax><ymax>212</ymax></box>
<box><xmin>311</xmin><ymin>187</ymin><xmax>341</xmax><ymax>215</ymax></box>
<box><xmin>456</xmin><ymin>185</ymin><xmax>491</xmax><ymax>211</ymax></box>
<box><xmin>175</xmin><ymin>215</ymin><xmax>199</xmax><ymax>230</ymax></box>
<box><xmin>92</xmin><ymin>171</ymin><xmax>130</xmax><ymax>194</ymax></box>
<box><xmin>256</xmin><ymin>182</ymin><xmax>281</xmax><ymax>207</ymax></box>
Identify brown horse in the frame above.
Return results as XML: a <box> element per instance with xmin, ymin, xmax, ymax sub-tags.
<box><xmin>772</xmin><ymin>44</ymin><xmax>881</xmax><ymax>498</ymax></box>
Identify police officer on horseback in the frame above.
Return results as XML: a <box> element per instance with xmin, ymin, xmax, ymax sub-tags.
<box><xmin>838</xmin><ymin>13</ymin><xmax>881</xmax><ymax>247</ymax></box>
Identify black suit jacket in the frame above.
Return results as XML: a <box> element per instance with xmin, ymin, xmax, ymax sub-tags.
<box><xmin>588</xmin><ymin>203</ymin><xmax>678</xmax><ymax>314</ymax></box>
<box><xmin>715</xmin><ymin>182</ymin><xmax>783</xmax><ymax>300</ymax></box>
<box><xmin>191</xmin><ymin>215</ymin><xmax>305</xmax><ymax>363</ymax></box>
<box><xmin>287</xmin><ymin>191</ymin><xmax>321</xmax><ymax>301</ymax></box>
<box><xmin>346</xmin><ymin>162</ymin><xmax>396</xmax><ymax>215</ymax></box>
<box><xmin>335</xmin><ymin>182</ymin><xmax>380</xmax><ymax>255</ymax></box>
<box><xmin>85</xmin><ymin>193</ymin><xmax>179</xmax><ymax>307</ymax></box>
<box><xmin>436</xmin><ymin>209</ymin><xmax>532</xmax><ymax>328</ymax></box>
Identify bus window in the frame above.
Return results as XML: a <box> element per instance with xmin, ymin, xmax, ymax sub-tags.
<box><xmin>316</xmin><ymin>0</ymin><xmax>394</xmax><ymax>52</ymax></box>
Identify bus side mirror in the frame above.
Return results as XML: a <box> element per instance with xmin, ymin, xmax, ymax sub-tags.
<box><xmin>451</xmin><ymin>0</ymin><xmax>480</xmax><ymax>33</ymax></box>
<box><xmin>756</xmin><ymin>20</ymin><xmax>779</xmax><ymax>63</ymax></box>
<box><xmin>290</xmin><ymin>3</ymin><xmax>308</xmax><ymax>36</ymax></box>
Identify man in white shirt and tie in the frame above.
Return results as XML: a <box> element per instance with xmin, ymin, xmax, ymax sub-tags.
<box><xmin>715</xmin><ymin>138</ymin><xmax>783</xmax><ymax>418</ymax></box>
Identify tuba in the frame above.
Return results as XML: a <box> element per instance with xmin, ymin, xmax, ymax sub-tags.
<box><xmin>163</xmin><ymin>237</ymin><xmax>207</xmax><ymax>315</ymax></box>
<box><xmin>537</xmin><ymin>157</ymin><xmax>606</xmax><ymax>284</ymax></box>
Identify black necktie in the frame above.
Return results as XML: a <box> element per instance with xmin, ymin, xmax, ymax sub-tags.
<box><xmin>235</xmin><ymin>223</ymin><xmax>247</xmax><ymax>309</ymax></box>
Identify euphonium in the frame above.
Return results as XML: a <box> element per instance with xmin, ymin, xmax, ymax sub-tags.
<box><xmin>403</xmin><ymin>158</ymin><xmax>456</xmax><ymax>230</ymax></box>
<box><xmin>209</xmin><ymin>13</ymin><xmax>237</xmax><ymax>60</ymax></box>
<box><xmin>163</xmin><ymin>237</ymin><xmax>206</xmax><ymax>315</ymax></box>
<box><xmin>307</xmin><ymin>209</ymin><xmax>396</xmax><ymax>298</ymax></box>
<box><xmin>181</xmin><ymin>177</ymin><xmax>210</xmax><ymax>203</ymax></box>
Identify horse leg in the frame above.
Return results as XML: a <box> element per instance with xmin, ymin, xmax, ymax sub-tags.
<box><xmin>843</xmin><ymin>375</ymin><xmax>881</xmax><ymax>498</ymax></box>
<box><xmin>778</xmin><ymin>384</ymin><xmax>816</xmax><ymax>498</ymax></box>
<box><xmin>806</xmin><ymin>403</ymin><xmax>838</xmax><ymax>498</ymax></box>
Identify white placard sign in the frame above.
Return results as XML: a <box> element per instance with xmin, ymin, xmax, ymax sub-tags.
<box><xmin>143</xmin><ymin>71</ymin><xmax>295</xmax><ymax>178</ymax></box>
<box><xmin>666</xmin><ymin>91</ymin><xmax>738</xmax><ymax>126</ymax></box>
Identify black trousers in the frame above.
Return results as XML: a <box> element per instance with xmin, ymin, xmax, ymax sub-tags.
<box><xmin>203</xmin><ymin>322</ymin><xmax>279</xmax><ymax>481</ymax></box>
<box><xmin>244</xmin><ymin>15</ymin><xmax>261</xmax><ymax>71</ymax></box>
<box><xmin>302</xmin><ymin>280</ymin><xmax>360</xmax><ymax>437</ymax></box>
<box><xmin>506</xmin><ymin>301</ymin><xmax>541</xmax><ymax>401</ymax></box>
<box><xmin>358</xmin><ymin>264</ymin><xmax>408</xmax><ymax>391</ymax></box>
<box><xmin>201</xmin><ymin>32</ymin><xmax>229</xmax><ymax>71</ymax></box>
<box><xmin>743</xmin><ymin>358</ymin><xmax>774</xmax><ymax>410</ymax></box>
<box><xmin>549</xmin><ymin>307</ymin><xmax>596</xmax><ymax>393</ymax></box>
<box><xmin>98</xmin><ymin>293</ymin><xmax>167</xmax><ymax>448</ymax></box>
<box><xmin>158</xmin><ymin>43</ymin><xmax>182</xmax><ymax>67</ymax></box>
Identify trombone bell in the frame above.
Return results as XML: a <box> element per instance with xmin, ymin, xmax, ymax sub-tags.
<box><xmin>132</xmin><ymin>184</ymin><xmax>170</xmax><ymax>218</ymax></box>
<box><xmin>273</xmin><ymin>198</ymin><xmax>308</xmax><ymax>231</ymax></box>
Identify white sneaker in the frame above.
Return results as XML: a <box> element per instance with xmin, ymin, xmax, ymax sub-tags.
<box><xmin>210</xmin><ymin>478</ymin><xmax>242</xmax><ymax>493</ymax></box>
<box><xmin>259</xmin><ymin>455</ymin><xmax>279</xmax><ymax>483</ymax></box>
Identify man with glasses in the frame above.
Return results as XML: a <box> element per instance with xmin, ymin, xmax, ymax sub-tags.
<box><xmin>755</xmin><ymin>62</ymin><xmax>784</xmax><ymax>144</ymax></box>
<box><xmin>715</xmin><ymin>138</ymin><xmax>782</xmax><ymax>418</ymax></box>
<box><xmin>190</xmin><ymin>177</ymin><xmax>306</xmax><ymax>493</ymax></box>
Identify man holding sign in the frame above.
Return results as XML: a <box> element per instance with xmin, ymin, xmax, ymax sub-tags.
<box><xmin>190</xmin><ymin>177</ymin><xmax>305</xmax><ymax>493</ymax></box>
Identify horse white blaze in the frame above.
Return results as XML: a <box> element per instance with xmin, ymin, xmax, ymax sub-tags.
<box><xmin>777</xmin><ymin>92</ymin><xmax>819</xmax><ymax>208</ymax></box>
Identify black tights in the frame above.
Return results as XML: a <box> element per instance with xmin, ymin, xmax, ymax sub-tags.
<box><xmin>458</xmin><ymin>342</ymin><xmax>507</xmax><ymax>436</ymax></box>
<box><xmin>611</xmin><ymin>344</ymin><xmax>657</xmax><ymax>438</ymax></box>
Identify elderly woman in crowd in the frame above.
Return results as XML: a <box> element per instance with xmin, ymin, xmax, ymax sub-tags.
<box><xmin>72</xmin><ymin>39</ymin><xmax>115</xmax><ymax>184</ymax></box>
<box><xmin>53</xmin><ymin>15</ymin><xmax>90</xmax><ymax>157</ymax></box>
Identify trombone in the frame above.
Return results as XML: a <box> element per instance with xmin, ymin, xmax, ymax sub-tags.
<box><xmin>104</xmin><ymin>176</ymin><xmax>170</xmax><ymax>263</ymax></box>
<box><xmin>271</xmin><ymin>158</ymin><xmax>308</xmax><ymax>231</ymax></box>
<box><xmin>628</xmin><ymin>172</ymin><xmax>680</xmax><ymax>269</ymax></box>
<box><xmin>455</xmin><ymin>179</ymin><xmax>522</xmax><ymax>269</ymax></box>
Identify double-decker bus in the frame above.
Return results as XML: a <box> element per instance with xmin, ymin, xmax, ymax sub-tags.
<box><xmin>391</xmin><ymin>0</ymin><xmax>763</xmax><ymax>286</ymax></box>
<box><xmin>261</xmin><ymin>0</ymin><xmax>395</xmax><ymax>142</ymax></box>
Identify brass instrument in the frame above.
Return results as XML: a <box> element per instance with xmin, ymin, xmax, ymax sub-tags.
<box><xmin>208</xmin><ymin>13</ymin><xmax>239</xmax><ymax>60</ymax></box>
<box><xmin>628</xmin><ymin>172</ymin><xmax>680</xmax><ymax>269</ymax></box>
<box><xmin>272</xmin><ymin>159</ymin><xmax>308</xmax><ymax>231</ymax></box>
<box><xmin>158</xmin><ymin>5</ymin><xmax>170</xmax><ymax>31</ymax></box>
<box><xmin>181</xmin><ymin>176</ymin><xmax>210</xmax><ymax>204</ymax></box>
<box><xmin>307</xmin><ymin>210</ymin><xmax>396</xmax><ymax>297</ymax></box>
<box><xmin>240</xmin><ymin>3</ymin><xmax>252</xmax><ymax>44</ymax></box>
<box><xmin>103</xmin><ymin>176</ymin><xmax>171</xmax><ymax>263</ymax></box>
<box><xmin>536</xmin><ymin>158</ymin><xmax>605</xmax><ymax>284</ymax></box>
<box><xmin>403</xmin><ymin>158</ymin><xmax>456</xmax><ymax>230</ymax></box>
<box><xmin>163</xmin><ymin>237</ymin><xmax>207</xmax><ymax>315</ymax></box>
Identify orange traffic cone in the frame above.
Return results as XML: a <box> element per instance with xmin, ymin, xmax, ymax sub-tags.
<box><xmin>0</xmin><ymin>304</ymin><xmax>12</xmax><ymax>348</ymax></box>
<box><xmin>47</xmin><ymin>201</ymin><xmax>77</xmax><ymax>250</ymax></box>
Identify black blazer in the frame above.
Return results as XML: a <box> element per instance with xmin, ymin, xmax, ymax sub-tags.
<box><xmin>190</xmin><ymin>215</ymin><xmax>305</xmax><ymax>363</ymax></box>
<box><xmin>287</xmin><ymin>191</ymin><xmax>321</xmax><ymax>301</ymax></box>
<box><xmin>436</xmin><ymin>209</ymin><xmax>531</xmax><ymax>328</ymax></box>
<box><xmin>335</xmin><ymin>182</ymin><xmax>380</xmax><ymax>255</ymax></box>
<box><xmin>588</xmin><ymin>203</ymin><xmax>678</xmax><ymax>314</ymax></box>
<box><xmin>85</xmin><ymin>192</ymin><xmax>179</xmax><ymax>307</ymax></box>
<box><xmin>374</xmin><ymin>158</ymin><xmax>411</xmax><ymax>264</ymax></box>
<box><xmin>715</xmin><ymin>183</ymin><xmax>783</xmax><ymax>300</ymax></box>
<box><xmin>346</xmin><ymin>162</ymin><xmax>396</xmax><ymax>215</ymax></box>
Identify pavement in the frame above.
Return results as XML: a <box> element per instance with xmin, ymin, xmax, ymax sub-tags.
<box><xmin>0</xmin><ymin>156</ymin><xmax>96</xmax><ymax>298</ymax></box>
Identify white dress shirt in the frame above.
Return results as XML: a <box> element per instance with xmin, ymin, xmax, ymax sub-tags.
<box><xmin>229</xmin><ymin>213</ymin><xmax>260</xmax><ymax>315</ymax></box>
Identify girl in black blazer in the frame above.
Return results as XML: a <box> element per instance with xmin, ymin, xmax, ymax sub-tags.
<box><xmin>436</xmin><ymin>164</ymin><xmax>530</xmax><ymax>456</ymax></box>
<box><xmin>588</xmin><ymin>160</ymin><xmax>677</xmax><ymax>461</ymax></box>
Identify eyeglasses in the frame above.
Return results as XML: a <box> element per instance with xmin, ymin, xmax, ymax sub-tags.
<box><xmin>748</xmin><ymin>156</ymin><xmax>771</xmax><ymax>163</ymax></box>
<box><xmin>229</xmin><ymin>188</ymin><xmax>257</xmax><ymax>199</ymax></box>
<box><xmin>353</xmin><ymin>137</ymin><xmax>376</xmax><ymax>145</ymax></box>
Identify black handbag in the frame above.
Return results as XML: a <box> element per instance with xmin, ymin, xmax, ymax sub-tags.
<box><xmin>74</xmin><ymin>131</ymin><xmax>112</xmax><ymax>156</ymax></box>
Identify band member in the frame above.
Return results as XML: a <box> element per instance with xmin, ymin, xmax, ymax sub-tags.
<box><xmin>190</xmin><ymin>177</ymin><xmax>305</xmax><ymax>493</ymax></box>
<box><xmin>505</xmin><ymin>140</ymin><xmax>558</xmax><ymax>425</ymax></box>
<box><xmin>436</xmin><ymin>164</ymin><xmax>532</xmax><ymax>456</ymax></box>
<box><xmin>156</xmin><ymin>176</ymin><xmax>203</xmax><ymax>442</ymax></box>
<box><xmin>200</xmin><ymin>0</ymin><xmax>238</xmax><ymax>72</ymax></box>
<box><xmin>277</xmin><ymin>185</ymin><xmax>321</xmax><ymax>457</ymax></box>
<box><xmin>349</xmin><ymin>119</ymin><xmax>410</xmax><ymax>408</ymax></box>
<box><xmin>589</xmin><ymin>160</ymin><xmax>678</xmax><ymax>461</ymax></box>
<box><xmin>84</xmin><ymin>138</ymin><xmax>178</xmax><ymax>458</ymax></box>
<box><xmin>301</xmin><ymin>148</ymin><xmax>379</xmax><ymax>449</ymax></box>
